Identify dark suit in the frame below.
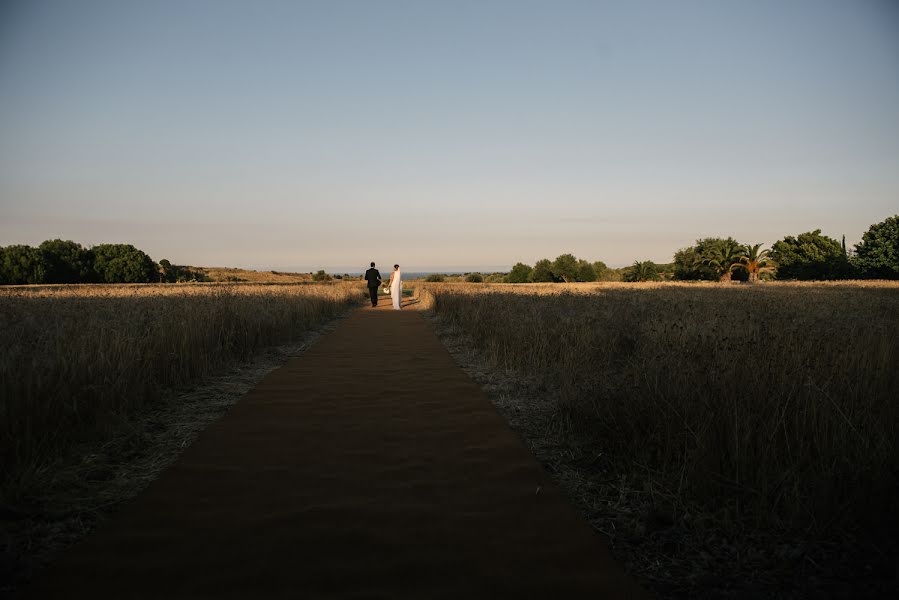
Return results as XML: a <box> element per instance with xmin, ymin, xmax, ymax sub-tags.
<box><xmin>364</xmin><ymin>267</ymin><xmax>382</xmax><ymax>306</ymax></box>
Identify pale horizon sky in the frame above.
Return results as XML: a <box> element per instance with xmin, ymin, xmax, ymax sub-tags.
<box><xmin>1</xmin><ymin>0</ymin><xmax>898</xmax><ymax>272</ymax></box>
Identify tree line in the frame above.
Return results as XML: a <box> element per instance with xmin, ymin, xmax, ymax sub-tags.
<box><xmin>672</xmin><ymin>215</ymin><xmax>898</xmax><ymax>281</ymax></box>
<box><xmin>0</xmin><ymin>240</ymin><xmax>206</xmax><ymax>285</ymax></box>
<box><xmin>493</xmin><ymin>214</ymin><xmax>899</xmax><ymax>284</ymax></box>
<box><xmin>3</xmin><ymin>215</ymin><xmax>896</xmax><ymax>285</ymax></box>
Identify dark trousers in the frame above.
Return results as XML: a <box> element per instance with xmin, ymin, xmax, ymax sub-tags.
<box><xmin>368</xmin><ymin>285</ymin><xmax>379</xmax><ymax>306</ymax></box>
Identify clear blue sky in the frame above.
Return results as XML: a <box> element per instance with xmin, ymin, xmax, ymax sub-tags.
<box><xmin>1</xmin><ymin>0</ymin><xmax>897</xmax><ymax>271</ymax></box>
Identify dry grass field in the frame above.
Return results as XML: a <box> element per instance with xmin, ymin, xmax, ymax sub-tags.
<box><xmin>0</xmin><ymin>282</ymin><xmax>365</xmax><ymax>498</ymax></box>
<box><xmin>419</xmin><ymin>281</ymin><xmax>899</xmax><ymax>540</ymax></box>
<box><xmin>197</xmin><ymin>266</ymin><xmax>314</xmax><ymax>283</ymax></box>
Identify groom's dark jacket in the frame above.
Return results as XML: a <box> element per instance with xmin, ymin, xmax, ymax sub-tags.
<box><xmin>364</xmin><ymin>268</ymin><xmax>382</xmax><ymax>288</ymax></box>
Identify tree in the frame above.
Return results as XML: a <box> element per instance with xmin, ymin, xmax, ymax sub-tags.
<box><xmin>92</xmin><ymin>244</ymin><xmax>158</xmax><ymax>283</ymax></box>
<box><xmin>592</xmin><ymin>260</ymin><xmax>609</xmax><ymax>280</ymax></box>
<box><xmin>0</xmin><ymin>245</ymin><xmax>48</xmax><ymax>284</ymax></box>
<box><xmin>312</xmin><ymin>269</ymin><xmax>332</xmax><ymax>281</ymax></box>
<box><xmin>39</xmin><ymin>239</ymin><xmax>94</xmax><ymax>283</ymax></box>
<box><xmin>625</xmin><ymin>260</ymin><xmax>660</xmax><ymax>282</ymax></box>
<box><xmin>159</xmin><ymin>259</ymin><xmax>175</xmax><ymax>283</ymax></box>
<box><xmin>576</xmin><ymin>259</ymin><xmax>597</xmax><ymax>282</ymax></box>
<box><xmin>551</xmin><ymin>253</ymin><xmax>579</xmax><ymax>282</ymax></box>
<box><xmin>702</xmin><ymin>239</ymin><xmax>745</xmax><ymax>282</ymax></box>
<box><xmin>853</xmin><ymin>215</ymin><xmax>899</xmax><ymax>279</ymax></box>
<box><xmin>530</xmin><ymin>259</ymin><xmax>554</xmax><ymax>282</ymax></box>
<box><xmin>673</xmin><ymin>238</ymin><xmax>742</xmax><ymax>280</ymax></box>
<box><xmin>735</xmin><ymin>243</ymin><xmax>774</xmax><ymax>283</ymax></box>
<box><xmin>504</xmin><ymin>262</ymin><xmax>532</xmax><ymax>283</ymax></box>
<box><xmin>673</xmin><ymin>246</ymin><xmax>705</xmax><ymax>280</ymax></box>
<box><xmin>770</xmin><ymin>230</ymin><xmax>851</xmax><ymax>280</ymax></box>
<box><xmin>159</xmin><ymin>259</ymin><xmax>207</xmax><ymax>283</ymax></box>
<box><xmin>465</xmin><ymin>272</ymin><xmax>484</xmax><ymax>283</ymax></box>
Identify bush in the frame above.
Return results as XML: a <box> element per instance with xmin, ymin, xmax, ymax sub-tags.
<box><xmin>425</xmin><ymin>273</ymin><xmax>445</xmax><ymax>282</ymax></box>
<box><xmin>465</xmin><ymin>272</ymin><xmax>484</xmax><ymax>283</ymax></box>
<box><xmin>312</xmin><ymin>269</ymin><xmax>332</xmax><ymax>281</ymax></box>
<box><xmin>159</xmin><ymin>259</ymin><xmax>208</xmax><ymax>283</ymax></box>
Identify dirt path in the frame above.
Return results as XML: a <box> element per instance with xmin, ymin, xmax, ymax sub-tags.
<box><xmin>22</xmin><ymin>299</ymin><xmax>647</xmax><ymax>599</ymax></box>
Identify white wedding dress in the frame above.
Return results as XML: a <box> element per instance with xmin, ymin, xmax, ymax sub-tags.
<box><xmin>390</xmin><ymin>269</ymin><xmax>402</xmax><ymax>310</ymax></box>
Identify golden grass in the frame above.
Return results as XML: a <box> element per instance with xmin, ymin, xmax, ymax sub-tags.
<box><xmin>419</xmin><ymin>281</ymin><xmax>899</xmax><ymax>534</ymax></box>
<box><xmin>0</xmin><ymin>282</ymin><xmax>365</xmax><ymax>497</ymax></box>
<box><xmin>198</xmin><ymin>266</ymin><xmax>313</xmax><ymax>283</ymax></box>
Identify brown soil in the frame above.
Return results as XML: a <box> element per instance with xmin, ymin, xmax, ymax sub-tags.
<box><xmin>19</xmin><ymin>299</ymin><xmax>648</xmax><ymax>599</ymax></box>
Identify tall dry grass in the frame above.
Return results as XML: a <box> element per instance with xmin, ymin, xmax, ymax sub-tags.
<box><xmin>420</xmin><ymin>281</ymin><xmax>899</xmax><ymax>535</ymax></box>
<box><xmin>0</xmin><ymin>282</ymin><xmax>364</xmax><ymax>496</ymax></box>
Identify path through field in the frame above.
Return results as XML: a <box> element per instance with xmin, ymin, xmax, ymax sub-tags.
<box><xmin>25</xmin><ymin>298</ymin><xmax>646</xmax><ymax>599</ymax></box>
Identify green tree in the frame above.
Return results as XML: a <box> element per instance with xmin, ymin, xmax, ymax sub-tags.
<box><xmin>735</xmin><ymin>243</ymin><xmax>774</xmax><ymax>283</ymax></box>
<box><xmin>673</xmin><ymin>237</ymin><xmax>743</xmax><ymax>280</ymax></box>
<box><xmin>158</xmin><ymin>259</ymin><xmax>207</xmax><ymax>283</ymax></box>
<box><xmin>159</xmin><ymin>259</ymin><xmax>175</xmax><ymax>283</ymax></box>
<box><xmin>504</xmin><ymin>262</ymin><xmax>532</xmax><ymax>283</ymax></box>
<box><xmin>465</xmin><ymin>272</ymin><xmax>484</xmax><ymax>283</ymax></box>
<box><xmin>853</xmin><ymin>215</ymin><xmax>899</xmax><ymax>279</ymax></box>
<box><xmin>673</xmin><ymin>246</ymin><xmax>705</xmax><ymax>280</ymax></box>
<box><xmin>576</xmin><ymin>259</ymin><xmax>597</xmax><ymax>282</ymax></box>
<box><xmin>424</xmin><ymin>273</ymin><xmax>445</xmax><ymax>282</ymax></box>
<box><xmin>92</xmin><ymin>244</ymin><xmax>158</xmax><ymax>283</ymax></box>
<box><xmin>625</xmin><ymin>260</ymin><xmax>660</xmax><ymax>282</ymax></box>
<box><xmin>312</xmin><ymin>269</ymin><xmax>332</xmax><ymax>281</ymax></box>
<box><xmin>0</xmin><ymin>245</ymin><xmax>48</xmax><ymax>284</ymax></box>
<box><xmin>592</xmin><ymin>260</ymin><xmax>609</xmax><ymax>280</ymax></box>
<box><xmin>702</xmin><ymin>239</ymin><xmax>746</xmax><ymax>281</ymax></box>
<box><xmin>770</xmin><ymin>230</ymin><xmax>851</xmax><ymax>280</ymax></box>
<box><xmin>551</xmin><ymin>253</ymin><xmax>579</xmax><ymax>282</ymax></box>
<box><xmin>530</xmin><ymin>258</ymin><xmax>554</xmax><ymax>282</ymax></box>
<box><xmin>39</xmin><ymin>239</ymin><xmax>94</xmax><ymax>283</ymax></box>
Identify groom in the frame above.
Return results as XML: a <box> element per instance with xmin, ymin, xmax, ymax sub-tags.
<box><xmin>363</xmin><ymin>262</ymin><xmax>382</xmax><ymax>307</ymax></box>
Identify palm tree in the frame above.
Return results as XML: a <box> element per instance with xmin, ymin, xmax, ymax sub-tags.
<box><xmin>626</xmin><ymin>260</ymin><xmax>660</xmax><ymax>282</ymax></box>
<box><xmin>737</xmin><ymin>243</ymin><xmax>775</xmax><ymax>283</ymax></box>
<box><xmin>703</xmin><ymin>240</ymin><xmax>745</xmax><ymax>282</ymax></box>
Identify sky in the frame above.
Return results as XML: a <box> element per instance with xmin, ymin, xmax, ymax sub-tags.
<box><xmin>1</xmin><ymin>0</ymin><xmax>897</xmax><ymax>272</ymax></box>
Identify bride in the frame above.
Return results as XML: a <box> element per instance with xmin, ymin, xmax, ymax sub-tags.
<box><xmin>387</xmin><ymin>264</ymin><xmax>402</xmax><ymax>310</ymax></box>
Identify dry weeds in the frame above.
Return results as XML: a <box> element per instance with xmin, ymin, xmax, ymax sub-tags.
<box><xmin>0</xmin><ymin>312</ymin><xmax>350</xmax><ymax>596</ymax></box>
<box><xmin>422</xmin><ymin>281</ymin><xmax>899</xmax><ymax>598</ymax></box>
<box><xmin>0</xmin><ymin>282</ymin><xmax>365</xmax><ymax>499</ymax></box>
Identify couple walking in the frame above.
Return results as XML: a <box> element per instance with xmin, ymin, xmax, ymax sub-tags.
<box><xmin>364</xmin><ymin>262</ymin><xmax>402</xmax><ymax>310</ymax></box>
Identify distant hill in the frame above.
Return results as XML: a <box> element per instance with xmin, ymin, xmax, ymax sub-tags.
<box><xmin>196</xmin><ymin>267</ymin><xmax>313</xmax><ymax>283</ymax></box>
